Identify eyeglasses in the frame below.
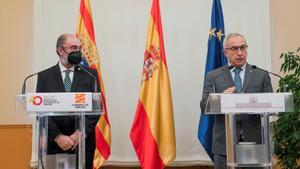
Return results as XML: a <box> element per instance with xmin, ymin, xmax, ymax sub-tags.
<box><xmin>225</xmin><ymin>44</ymin><xmax>248</xmax><ymax>53</ymax></box>
<box><xmin>61</xmin><ymin>45</ymin><xmax>82</xmax><ymax>51</ymax></box>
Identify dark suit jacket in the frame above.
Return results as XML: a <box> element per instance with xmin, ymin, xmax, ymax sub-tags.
<box><xmin>36</xmin><ymin>63</ymin><xmax>100</xmax><ymax>168</ymax></box>
<box><xmin>200</xmin><ymin>63</ymin><xmax>273</xmax><ymax>155</ymax></box>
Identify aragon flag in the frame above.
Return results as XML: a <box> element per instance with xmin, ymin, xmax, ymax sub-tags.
<box><xmin>130</xmin><ymin>0</ymin><xmax>176</xmax><ymax>168</ymax></box>
<box><xmin>76</xmin><ymin>0</ymin><xmax>111</xmax><ymax>168</ymax></box>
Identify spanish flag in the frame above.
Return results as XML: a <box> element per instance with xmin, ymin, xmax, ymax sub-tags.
<box><xmin>76</xmin><ymin>0</ymin><xmax>111</xmax><ymax>168</ymax></box>
<box><xmin>130</xmin><ymin>0</ymin><xmax>176</xmax><ymax>168</ymax></box>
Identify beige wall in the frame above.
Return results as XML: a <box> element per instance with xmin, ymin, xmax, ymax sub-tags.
<box><xmin>270</xmin><ymin>0</ymin><xmax>300</xmax><ymax>82</ymax></box>
<box><xmin>0</xmin><ymin>0</ymin><xmax>33</xmax><ymax>124</ymax></box>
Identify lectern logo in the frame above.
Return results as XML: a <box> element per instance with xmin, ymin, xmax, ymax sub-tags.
<box><xmin>72</xmin><ymin>93</ymin><xmax>88</xmax><ymax>109</ymax></box>
<box><xmin>236</xmin><ymin>95</ymin><xmax>272</xmax><ymax>109</ymax></box>
<box><xmin>249</xmin><ymin>96</ymin><xmax>258</xmax><ymax>103</ymax></box>
<box><xmin>30</xmin><ymin>96</ymin><xmax>43</xmax><ymax>105</ymax></box>
<box><xmin>75</xmin><ymin>93</ymin><xmax>86</xmax><ymax>104</ymax></box>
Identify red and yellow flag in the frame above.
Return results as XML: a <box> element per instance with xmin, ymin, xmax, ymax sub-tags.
<box><xmin>130</xmin><ymin>0</ymin><xmax>176</xmax><ymax>168</ymax></box>
<box><xmin>76</xmin><ymin>0</ymin><xmax>111</xmax><ymax>168</ymax></box>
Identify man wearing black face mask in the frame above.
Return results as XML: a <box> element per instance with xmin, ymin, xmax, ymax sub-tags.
<box><xmin>36</xmin><ymin>33</ymin><xmax>100</xmax><ymax>169</ymax></box>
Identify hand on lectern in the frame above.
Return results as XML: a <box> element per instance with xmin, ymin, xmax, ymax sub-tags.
<box><xmin>223</xmin><ymin>86</ymin><xmax>235</xmax><ymax>93</ymax></box>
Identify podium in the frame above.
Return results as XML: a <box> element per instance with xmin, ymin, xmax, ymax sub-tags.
<box><xmin>16</xmin><ymin>92</ymin><xmax>103</xmax><ymax>169</ymax></box>
<box><xmin>204</xmin><ymin>93</ymin><xmax>294</xmax><ymax>168</ymax></box>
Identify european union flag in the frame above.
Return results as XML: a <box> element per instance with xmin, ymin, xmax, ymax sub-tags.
<box><xmin>198</xmin><ymin>0</ymin><xmax>227</xmax><ymax>160</ymax></box>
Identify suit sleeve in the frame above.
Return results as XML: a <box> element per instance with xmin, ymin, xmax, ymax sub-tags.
<box><xmin>200</xmin><ymin>73</ymin><xmax>215</xmax><ymax>113</ymax></box>
<box><xmin>36</xmin><ymin>73</ymin><xmax>62</xmax><ymax>142</ymax></box>
<box><xmin>36</xmin><ymin>73</ymin><xmax>45</xmax><ymax>92</ymax></box>
<box><xmin>263</xmin><ymin>72</ymin><xmax>273</xmax><ymax>92</ymax></box>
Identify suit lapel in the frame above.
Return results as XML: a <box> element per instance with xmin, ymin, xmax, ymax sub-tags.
<box><xmin>71</xmin><ymin>66</ymin><xmax>80</xmax><ymax>92</ymax></box>
<box><xmin>242</xmin><ymin>64</ymin><xmax>253</xmax><ymax>92</ymax></box>
<box><xmin>72</xmin><ymin>66</ymin><xmax>89</xmax><ymax>92</ymax></box>
<box><xmin>223</xmin><ymin>66</ymin><xmax>235</xmax><ymax>87</ymax></box>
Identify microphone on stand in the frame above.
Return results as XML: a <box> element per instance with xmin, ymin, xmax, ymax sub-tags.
<box><xmin>251</xmin><ymin>65</ymin><xmax>286</xmax><ymax>92</ymax></box>
<box><xmin>228</xmin><ymin>65</ymin><xmax>235</xmax><ymax>70</ymax></box>
<box><xmin>68</xmin><ymin>51</ymin><xmax>98</xmax><ymax>93</ymax></box>
<box><xmin>21</xmin><ymin>72</ymin><xmax>40</xmax><ymax>94</ymax></box>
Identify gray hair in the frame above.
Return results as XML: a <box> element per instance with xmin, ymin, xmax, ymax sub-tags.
<box><xmin>223</xmin><ymin>33</ymin><xmax>247</xmax><ymax>48</ymax></box>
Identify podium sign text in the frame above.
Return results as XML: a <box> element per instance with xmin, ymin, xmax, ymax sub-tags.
<box><xmin>26</xmin><ymin>92</ymin><xmax>92</xmax><ymax>112</ymax></box>
<box><xmin>220</xmin><ymin>93</ymin><xmax>286</xmax><ymax>113</ymax></box>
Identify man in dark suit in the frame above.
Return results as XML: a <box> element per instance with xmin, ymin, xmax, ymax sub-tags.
<box><xmin>36</xmin><ymin>33</ymin><xmax>99</xmax><ymax>169</ymax></box>
<box><xmin>200</xmin><ymin>33</ymin><xmax>273</xmax><ymax>169</ymax></box>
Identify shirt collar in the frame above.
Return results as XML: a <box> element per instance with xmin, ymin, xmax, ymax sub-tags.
<box><xmin>58</xmin><ymin>62</ymin><xmax>75</xmax><ymax>73</ymax></box>
<box><xmin>228</xmin><ymin>63</ymin><xmax>246</xmax><ymax>72</ymax></box>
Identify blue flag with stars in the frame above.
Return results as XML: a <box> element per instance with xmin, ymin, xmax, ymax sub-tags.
<box><xmin>198</xmin><ymin>0</ymin><xmax>227</xmax><ymax>160</ymax></box>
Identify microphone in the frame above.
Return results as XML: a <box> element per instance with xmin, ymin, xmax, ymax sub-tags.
<box><xmin>21</xmin><ymin>72</ymin><xmax>39</xmax><ymax>94</ymax></box>
<box><xmin>68</xmin><ymin>51</ymin><xmax>98</xmax><ymax>92</ymax></box>
<box><xmin>251</xmin><ymin>65</ymin><xmax>286</xmax><ymax>92</ymax></box>
<box><xmin>228</xmin><ymin>65</ymin><xmax>234</xmax><ymax>70</ymax></box>
<box><xmin>251</xmin><ymin>65</ymin><xmax>283</xmax><ymax>79</ymax></box>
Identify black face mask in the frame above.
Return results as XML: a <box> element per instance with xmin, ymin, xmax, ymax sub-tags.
<box><xmin>68</xmin><ymin>51</ymin><xmax>82</xmax><ymax>65</ymax></box>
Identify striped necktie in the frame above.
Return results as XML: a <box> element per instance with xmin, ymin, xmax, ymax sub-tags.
<box><xmin>233</xmin><ymin>68</ymin><xmax>242</xmax><ymax>93</ymax></box>
<box><xmin>64</xmin><ymin>70</ymin><xmax>72</xmax><ymax>92</ymax></box>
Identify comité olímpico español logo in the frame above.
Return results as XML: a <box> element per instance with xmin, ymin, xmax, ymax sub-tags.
<box><xmin>29</xmin><ymin>95</ymin><xmax>43</xmax><ymax>106</ymax></box>
<box><xmin>142</xmin><ymin>45</ymin><xmax>161</xmax><ymax>81</ymax></box>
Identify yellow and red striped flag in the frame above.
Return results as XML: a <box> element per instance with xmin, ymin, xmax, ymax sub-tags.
<box><xmin>130</xmin><ymin>0</ymin><xmax>176</xmax><ymax>168</ymax></box>
<box><xmin>76</xmin><ymin>0</ymin><xmax>111</xmax><ymax>168</ymax></box>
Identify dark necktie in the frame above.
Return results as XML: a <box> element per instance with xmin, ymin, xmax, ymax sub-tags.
<box><xmin>64</xmin><ymin>70</ymin><xmax>72</xmax><ymax>92</ymax></box>
<box><xmin>233</xmin><ymin>68</ymin><xmax>242</xmax><ymax>93</ymax></box>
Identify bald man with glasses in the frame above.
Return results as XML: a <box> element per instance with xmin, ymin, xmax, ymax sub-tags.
<box><xmin>200</xmin><ymin>33</ymin><xmax>273</xmax><ymax>169</ymax></box>
<box><xmin>36</xmin><ymin>33</ymin><xmax>100</xmax><ymax>169</ymax></box>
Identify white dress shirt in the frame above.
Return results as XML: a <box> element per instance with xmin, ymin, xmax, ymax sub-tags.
<box><xmin>229</xmin><ymin>63</ymin><xmax>246</xmax><ymax>86</ymax></box>
<box><xmin>58</xmin><ymin>62</ymin><xmax>75</xmax><ymax>83</ymax></box>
